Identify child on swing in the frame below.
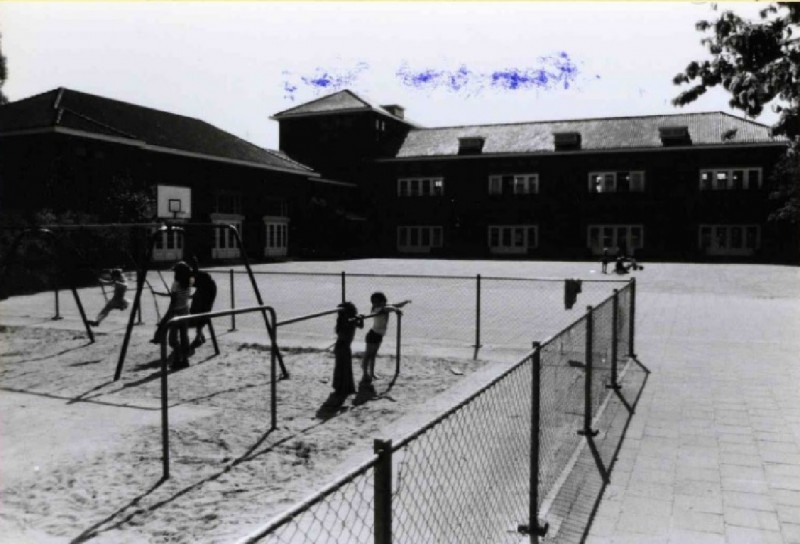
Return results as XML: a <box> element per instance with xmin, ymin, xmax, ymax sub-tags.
<box><xmin>88</xmin><ymin>269</ymin><xmax>129</xmax><ymax>326</ymax></box>
<box><xmin>151</xmin><ymin>261</ymin><xmax>194</xmax><ymax>370</ymax></box>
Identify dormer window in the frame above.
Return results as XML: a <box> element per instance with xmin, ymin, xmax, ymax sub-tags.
<box><xmin>659</xmin><ymin>126</ymin><xmax>691</xmax><ymax>146</ymax></box>
<box><xmin>458</xmin><ymin>137</ymin><xmax>485</xmax><ymax>155</ymax></box>
<box><xmin>554</xmin><ymin>132</ymin><xmax>581</xmax><ymax>151</ymax></box>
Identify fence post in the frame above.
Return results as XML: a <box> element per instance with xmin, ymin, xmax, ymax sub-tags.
<box><xmin>374</xmin><ymin>439</ymin><xmax>393</xmax><ymax>544</ymax></box>
<box><xmin>52</xmin><ymin>286</ymin><xmax>63</xmax><ymax>320</ymax></box>
<box><xmin>578</xmin><ymin>306</ymin><xmax>599</xmax><ymax>437</ymax></box>
<box><xmin>229</xmin><ymin>269</ymin><xmax>237</xmax><ymax>331</ymax></box>
<box><xmin>270</xmin><ymin>310</ymin><xmax>278</xmax><ymax>431</ymax></box>
<box><xmin>474</xmin><ymin>274</ymin><xmax>481</xmax><ymax>349</ymax></box>
<box><xmin>160</xmin><ymin>335</ymin><xmax>170</xmax><ymax>480</ymax></box>
<box><xmin>341</xmin><ymin>271</ymin><xmax>346</xmax><ymax>304</ymax></box>
<box><xmin>528</xmin><ymin>342</ymin><xmax>549</xmax><ymax>541</ymax></box>
<box><xmin>607</xmin><ymin>289</ymin><xmax>621</xmax><ymax>390</ymax></box>
<box><xmin>628</xmin><ymin>278</ymin><xmax>636</xmax><ymax>359</ymax></box>
<box><xmin>395</xmin><ymin>310</ymin><xmax>402</xmax><ymax>377</ymax></box>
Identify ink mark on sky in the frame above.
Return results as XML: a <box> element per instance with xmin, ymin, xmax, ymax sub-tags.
<box><xmin>281</xmin><ymin>53</ymin><xmax>596</xmax><ymax>102</ymax></box>
<box><xmin>397</xmin><ymin>52</ymin><xmax>588</xmax><ymax>95</ymax></box>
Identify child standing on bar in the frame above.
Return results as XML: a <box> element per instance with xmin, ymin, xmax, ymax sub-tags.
<box><xmin>359</xmin><ymin>292</ymin><xmax>410</xmax><ymax>392</ymax></box>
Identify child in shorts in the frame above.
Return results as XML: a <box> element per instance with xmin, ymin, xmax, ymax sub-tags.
<box><xmin>359</xmin><ymin>292</ymin><xmax>410</xmax><ymax>388</ymax></box>
<box><xmin>88</xmin><ymin>269</ymin><xmax>129</xmax><ymax>326</ymax></box>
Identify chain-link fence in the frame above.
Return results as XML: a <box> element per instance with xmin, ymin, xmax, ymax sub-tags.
<box><xmin>239</xmin><ymin>281</ymin><xmax>636</xmax><ymax>544</ymax></box>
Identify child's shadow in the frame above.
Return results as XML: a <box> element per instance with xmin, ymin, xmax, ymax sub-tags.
<box><xmin>315</xmin><ymin>392</ymin><xmax>351</xmax><ymax>421</ymax></box>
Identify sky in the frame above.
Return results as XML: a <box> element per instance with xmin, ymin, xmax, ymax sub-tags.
<box><xmin>0</xmin><ymin>1</ymin><xmax>780</xmax><ymax>151</ymax></box>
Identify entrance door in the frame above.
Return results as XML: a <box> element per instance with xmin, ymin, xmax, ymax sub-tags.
<box><xmin>263</xmin><ymin>216</ymin><xmax>289</xmax><ymax>257</ymax></box>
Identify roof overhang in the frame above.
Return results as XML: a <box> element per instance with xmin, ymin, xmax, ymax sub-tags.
<box><xmin>0</xmin><ymin>126</ymin><xmax>319</xmax><ymax>177</ymax></box>
<box><xmin>308</xmin><ymin>176</ymin><xmax>358</xmax><ymax>188</ymax></box>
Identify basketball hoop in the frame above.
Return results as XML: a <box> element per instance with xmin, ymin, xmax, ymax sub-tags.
<box><xmin>168</xmin><ymin>199</ymin><xmax>182</xmax><ymax>219</ymax></box>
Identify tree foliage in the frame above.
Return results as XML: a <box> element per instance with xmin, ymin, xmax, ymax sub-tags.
<box><xmin>0</xmin><ymin>32</ymin><xmax>8</xmax><ymax>105</ymax></box>
<box><xmin>673</xmin><ymin>3</ymin><xmax>799</xmax><ymax>138</ymax></box>
<box><xmin>673</xmin><ymin>3</ymin><xmax>799</xmax><ymax>224</ymax></box>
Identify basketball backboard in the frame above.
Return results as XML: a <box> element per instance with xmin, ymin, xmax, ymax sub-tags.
<box><xmin>156</xmin><ymin>185</ymin><xmax>192</xmax><ymax>219</ymax></box>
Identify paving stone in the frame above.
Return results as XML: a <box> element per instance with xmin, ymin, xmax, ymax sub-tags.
<box><xmin>677</xmin><ymin>466</ymin><xmax>721</xmax><ymax>484</ymax></box>
<box><xmin>724</xmin><ymin>525</ymin><xmax>784</xmax><ymax>544</ymax></box>
<box><xmin>721</xmin><ymin>476</ymin><xmax>770</xmax><ymax>494</ymax></box>
<box><xmin>674</xmin><ymin>493</ymin><xmax>724</xmax><ymax>515</ymax></box>
<box><xmin>723</xmin><ymin>506</ymin><xmax>781</xmax><ymax>531</ymax></box>
<box><xmin>782</xmin><ymin>522</ymin><xmax>800</xmax><ymax>544</ymax></box>
<box><xmin>667</xmin><ymin>529</ymin><xmax>725</xmax><ymax>544</ymax></box>
<box><xmin>772</xmin><ymin>489</ymin><xmax>800</xmax><ymax>507</ymax></box>
<box><xmin>673</xmin><ymin>506</ymin><xmax>724</xmax><ymax>533</ymax></box>
<box><xmin>722</xmin><ymin>491</ymin><xmax>774</xmax><ymax>511</ymax></box>
<box><xmin>775</xmin><ymin>503</ymin><xmax>800</xmax><ymax>525</ymax></box>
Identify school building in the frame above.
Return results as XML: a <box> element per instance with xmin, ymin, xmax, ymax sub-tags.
<box><xmin>0</xmin><ymin>88</ymin><xmax>362</xmax><ymax>262</ymax></box>
<box><xmin>272</xmin><ymin>90</ymin><xmax>796</xmax><ymax>262</ymax></box>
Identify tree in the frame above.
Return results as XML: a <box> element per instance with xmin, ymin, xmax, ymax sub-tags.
<box><xmin>0</xmin><ymin>33</ymin><xmax>7</xmax><ymax>105</ymax></box>
<box><xmin>672</xmin><ymin>3</ymin><xmax>799</xmax><ymax>224</ymax></box>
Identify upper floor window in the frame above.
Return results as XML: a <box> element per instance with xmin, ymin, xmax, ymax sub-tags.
<box><xmin>398</xmin><ymin>177</ymin><xmax>444</xmax><ymax>197</ymax></box>
<box><xmin>215</xmin><ymin>192</ymin><xmax>242</xmax><ymax>214</ymax></box>
<box><xmin>588</xmin><ymin>171</ymin><xmax>645</xmax><ymax>193</ymax></box>
<box><xmin>488</xmin><ymin>174</ymin><xmax>539</xmax><ymax>195</ymax></box>
<box><xmin>699</xmin><ymin>168</ymin><xmax>762</xmax><ymax>191</ymax></box>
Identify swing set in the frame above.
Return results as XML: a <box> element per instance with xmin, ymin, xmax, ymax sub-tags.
<box><xmin>0</xmin><ymin>222</ymin><xmax>288</xmax><ymax>382</ymax></box>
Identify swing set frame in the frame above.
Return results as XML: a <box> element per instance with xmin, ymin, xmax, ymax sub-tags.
<box><xmin>0</xmin><ymin>222</ymin><xmax>287</xmax><ymax>381</ymax></box>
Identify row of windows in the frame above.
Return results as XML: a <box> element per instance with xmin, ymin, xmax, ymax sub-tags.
<box><xmin>397</xmin><ymin>168</ymin><xmax>763</xmax><ymax>197</ymax></box>
<box><xmin>395</xmin><ymin>224</ymin><xmax>762</xmax><ymax>254</ymax></box>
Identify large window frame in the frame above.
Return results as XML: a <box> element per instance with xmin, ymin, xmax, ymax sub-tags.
<box><xmin>699</xmin><ymin>168</ymin><xmax>762</xmax><ymax>191</ymax></box>
<box><xmin>698</xmin><ymin>224</ymin><xmax>760</xmax><ymax>255</ymax></box>
<box><xmin>397</xmin><ymin>226</ymin><xmax>443</xmax><ymax>253</ymax></box>
<box><xmin>397</xmin><ymin>177</ymin><xmax>445</xmax><ymax>197</ymax></box>
<box><xmin>488</xmin><ymin>174</ymin><xmax>539</xmax><ymax>195</ymax></box>
<box><xmin>588</xmin><ymin>171</ymin><xmax>645</xmax><ymax>193</ymax></box>
<box><xmin>587</xmin><ymin>225</ymin><xmax>644</xmax><ymax>256</ymax></box>
<box><xmin>488</xmin><ymin>225</ymin><xmax>538</xmax><ymax>254</ymax></box>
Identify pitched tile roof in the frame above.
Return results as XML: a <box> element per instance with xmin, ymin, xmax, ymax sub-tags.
<box><xmin>0</xmin><ymin>88</ymin><xmax>316</xmax><ymax>174</ymax></box>
<box><xmin>271</xmin><ymin>89</ymin><xmax>414</xmax><ymax>124</ymax></box>
<box><xmin>394</xmin><ymin>112</ymin><xmax>786</xmax><ymax>158</ymax></box>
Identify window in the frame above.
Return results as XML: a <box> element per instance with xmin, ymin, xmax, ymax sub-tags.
<box><xmin>698</xmin><ymin>225</ymin><xmax>760</xmax><ymax>255</ymax></box>
<box><xmin>587</xmin><ymin>225</ymin><xmax>644</xmax><ymax>255</ymax></box>
<box><xmin>398</xmin><ymin>178</ymin><xmax>445</xmax><ymax>197</ymax></box>
<box><xmin>397</xmin><ymin>226</ymin><xmax>443</xmax><ymax>253</ymax></box>
<box><xmin>215</xmin><ymin>192</ymin><xmax>243</xmax><ymax>214</ymax></box>
<box><xmin>588</xmin><ymin>171</ymin><xmax>645</xmax><ymax>193</ymax></box>
<box><xmin>264</xmin><ymin>217</ymin><xmax>289</xmax><ymax>257</ymax></box>
<box><xmin>699</xmin><ymin>168</ymin><xmax>762</xmax><ymax>191</ymax></box>
<box><xmin>488</xmin><ymin>174</ymin><xmax>539</xmax><ymax>195</ymax></box>
<box><xmin>488</xmin><ymin>225</ymin><xmax>538</xmax><ymax>254</ymax></box>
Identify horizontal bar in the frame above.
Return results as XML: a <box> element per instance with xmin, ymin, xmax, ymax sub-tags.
<box><xmin>276</xmin><ymin>308</ymin><xmax>340</xmax><ymax>328</ymax></box>
<box><xmin>163</xmin><ymin>304</ymin><xmax>275</xmax><ymax>328</ymax></box>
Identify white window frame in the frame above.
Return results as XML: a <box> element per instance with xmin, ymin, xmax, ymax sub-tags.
<box><xmin>151</xmin><ymin>225</ymin><xmax>185</xmax><ymax>262</ymax></box>
<box><xmin>210</xmin><ymin>213</ymin><xmax>244</xmax><ymax>260</ymax></box>
<box><xmin>397</xmin><ymin>226</ymin><xmax>443</xmax><ymax>253</ymax></box>
<box><xmin>699</xmin><ymin>168</ymin><xmax>762</xmax><ymax>191</ymax></box>
<box><xmin>698</xmin><ymin>224</ymin><xmax>760</xmax><ymax>256</ymax></box>
<box><xmin>588</xmin><ymin>171</ymin><xmax>646</xmax><ymax>193</ymax></box>
<box><xmin>488</xmin><ymin>224</ymin><xmax>538</xmax><ymax>254</ymax></box>
<box><xmin>398</xmin><ymin>177</ymin><xmax>445</xmax><ymax>197</ymax></box>
<box><xmin>488</xmin><ymin>173</ymin><xmax>539</xmax><ymax>195</ymax></box>
<box><xmin>587</xmin><ymin>225</ymin><xmax>644</xmax><ymax>256</ymax></box>
<box><xmin>263</xmin><ymin>216</ymin><xmax>289</xmax><ymax>257</ymax></box>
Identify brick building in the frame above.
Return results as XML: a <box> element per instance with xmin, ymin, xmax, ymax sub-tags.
<box><xmin>272</xmin><ymin>90</ymin><xmax>795</xmax><ymax>262</ymax></box>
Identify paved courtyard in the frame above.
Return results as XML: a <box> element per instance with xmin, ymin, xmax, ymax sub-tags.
<box><xmin>586</xmin><ymin>263</ymin><xmax>800</xmax><ymax>544</ymax></box>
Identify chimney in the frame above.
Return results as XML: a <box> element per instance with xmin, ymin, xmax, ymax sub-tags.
<box><xmin>659</xmin><ymin>126</ymin><xmax>691</xmax><ymax>146</ymax></box>
<box><xmin>381</xmin><ymin>104</ymin><xmax>405</xmax><ymax>119</ymax></box>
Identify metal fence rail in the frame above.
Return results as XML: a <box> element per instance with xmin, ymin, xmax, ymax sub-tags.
<box><xmin>242</xmin><ymin>279</ymin><xmax>636</xmax><ymax>543</ymax></box>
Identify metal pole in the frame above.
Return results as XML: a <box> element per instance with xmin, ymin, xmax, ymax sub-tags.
<box><xmin>374</xmin><ymin>439</ymin><xmax>393</xmax><ymax>544</ymax></box>
<box><xmin>341</xmin><ymin>271</ymin><xmax>346</xmax><ymax>304</ymax></box>
<box><xmin>530</xmin><ymin>343</ymin><xmax>542</xmax><ymax>543</ymax></box>
<box><xmin>52</xmin><ymin>287</ymin><xmax>63</xmax><ymax>320</ymax></box>
<box><xmin>395</xmin><ymin>311</ymin><xmax>402</xmax><ymax>377</ymax></box>
<box><xmin>229</xmin><ymin>269</ymin><xmax>237</xmax><ymax>331</ymax></box>
<box><xmin>269</xmin><ymin>308</ymin><xmax>278</xmax><ymax>431</ymax></box>
<box><xmin>578</xmin><ymin>306</ymin><xmax>598</xmax><ymax>437</ymax></box>
<box><xmin>608</xmin><ymin>289</ymin><xmax>620</xmax><ymax>390</ymax></box>
<box><xmin>475</xmin><ymin>274</ymin><xmax>481</xmax><ymax>348</ymax></box>
<box><xmin>161</xmin><ymin>333</ymin><xmax>170</xmax><ymax>480</ymax></box>
<box><xmin>628</xmin><ymin>278</ymin><xmax>636</xmax><ymax>359</ymax></box>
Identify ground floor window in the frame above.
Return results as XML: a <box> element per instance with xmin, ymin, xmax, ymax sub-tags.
<box><xmin>151</xmin><ymin>226</ymin><xmax>184</xmax><ymax>262</ymax></box>
<box><xmin>264</xmin><ymin>216</ymin><xmax>289</xmax><ymax>257</ymax></box>
<box><xmin>397</xmin><ymin>226</ymin><xmax>443</xmax><ymax>253</ymax></box>
<box><xmin>699</xmin><ymin>225</ymin><xmax>760</xmax><ymax>255</ymax></box>
<box><xmin>588</xmin><ymin>225</ymin><xmax>644</xmax><ymax>255</ymax></box>
<box><xmin>210</xmin><ymin>214</ymin><xmax>243</xmax><ymax>260</ymax></box>
<box><xmin>488</xmin><ymin>225</ymin><xmax>538</xmax><ymax>254</ymax></box>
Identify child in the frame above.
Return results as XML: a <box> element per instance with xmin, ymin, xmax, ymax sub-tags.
<box><xmin>189</xmin><ymin>256</ymin><xmax>217</xmax><ymax>349</ymax></box>
<box><xmin>151</xmin><ymin>261</ymin><xmax>193</xmax><ymax>370</ymax></box>
<box><xmin>359</xmin><ymin>292</ymin><xmax>410</xmax><ymax>389</ymax></box>
<box><xmin>88</xmin><ymin>269</ymin><xmax>129</xmax><ymax>326</ymax></box>
<box><xmin>601</xmin><ymin>248</ymin><xmax>610</xmax><ymax>274</ymax></box>
<box><xmin>332</xmin><ymin>302</ymin><xmax>363</xmax><ymax>398</ymax></box>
